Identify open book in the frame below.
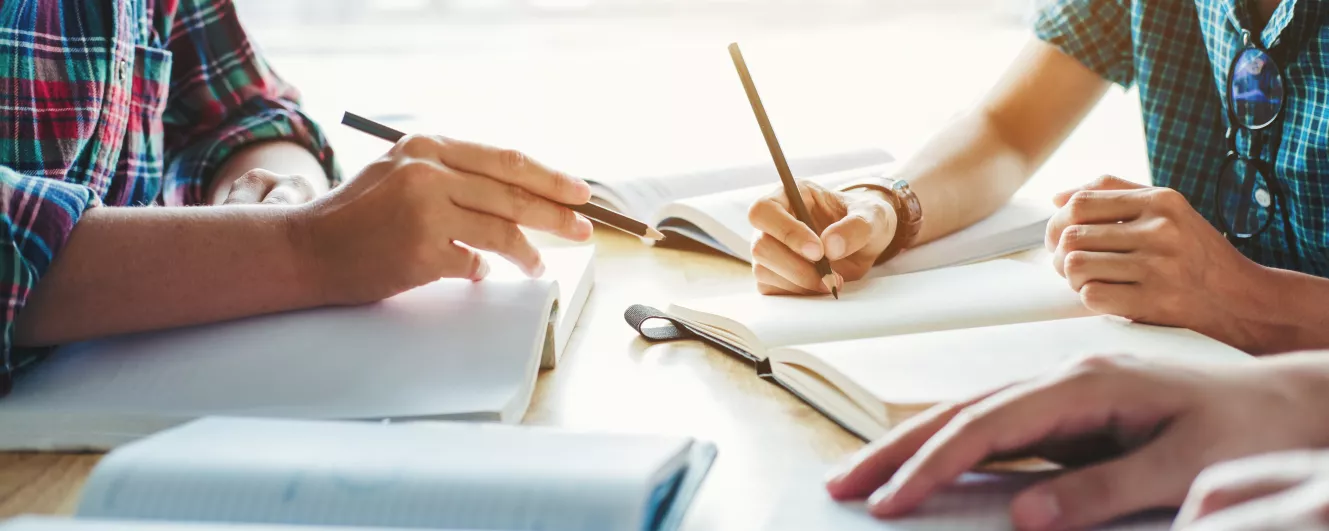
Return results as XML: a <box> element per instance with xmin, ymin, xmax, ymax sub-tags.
<box><xmin>627</xmin><ymin>260</ymin><xmax>1252</xmax><ymax>440</ymax></box>
<box><xmin>3</xmin><ymin>417</ymin><xmax>716</xmax><ymax>531</ymax></box>
<box><xmin>590</xmin><ymin>152</ymin><xmax>1054</xmax><ymax>275</ymax></box>
<box><xmin>0</xmin><ymin>247</ymin><xmax>596</xmax><ymax>451</ymax></box>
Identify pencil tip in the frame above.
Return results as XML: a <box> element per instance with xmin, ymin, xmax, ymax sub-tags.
<box><xmin>645</xmin><ymin>228</ymin><xmax>666</xmax><ymax>242</ymax></box>
<box><xmin>832</xmin><ymin>287</ymin><xmax>840</xmax><ymax>300</ymax></box>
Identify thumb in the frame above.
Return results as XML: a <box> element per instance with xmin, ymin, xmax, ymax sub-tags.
<box><xmin>1053</xmin><ymin>175</ymin><xmax>1143</xmax><ymax>207</ymax></box>
<box><xmin>1010</xmin><ymin>438</ymin><xmax>1187</xmax><ymax>531</ymax></box>
<box><xmin>821</xmin><ymin>196</ymin><xmax>895</xmax><ymax>262</ymax></box>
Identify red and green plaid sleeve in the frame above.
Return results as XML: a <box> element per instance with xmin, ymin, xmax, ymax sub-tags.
<box><xmin>160</xmin><ymin>0</ymin><xmax>339</xmax><ymax>206</ymax></box>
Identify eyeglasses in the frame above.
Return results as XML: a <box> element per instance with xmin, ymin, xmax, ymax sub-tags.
<box><xmin>1214</xmin><ymin>29</ymin><xmax>1299</xmax><ymax>262</ymax></box>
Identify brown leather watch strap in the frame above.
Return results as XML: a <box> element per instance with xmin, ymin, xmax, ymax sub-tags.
<box><xmin>841</xmin><ymin>175</ymin><xmax>924</xmax><ymax>264</ymax></box>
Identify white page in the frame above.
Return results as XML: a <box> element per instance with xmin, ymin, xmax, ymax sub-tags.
<box><xmin>77</xmin><ymin>418</ymin><xmax>694</xmax><ymax>531</ymax></box>
<box><xmin>764</xmin><ymin>471</ymin><xmax>1171</xmax><ymax>531</ymax></box>
<box><xmin>670</xmin><ymin>260</ymin><xmax>1090</xmax><ymax>355</ymax></box>
<box><xmin>590</xmin><ymin>149</ymin><xmax>892</xmax><ymax>220</ymax></box>
<box><xmin>487</xmin><ymin>246</ymin><xmax>596</xmax><ymax>363</ymax></box>
<box><xmin>0</xmin><ymin>250</ymin><xmax>600</xmax><ymax>450</ymax></box>
<box><xmin>795</xmin><ymin>316</ymin><xmax>1250</xmax><ymax>408</ymax></box>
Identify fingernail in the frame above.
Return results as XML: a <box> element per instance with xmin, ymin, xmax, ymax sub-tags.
<box><xmin>1011</xmin><ymin>488</ymin><xmax>1060</xmax><ymax>531</ymax></box>
<box><xmin>472</xmin><ymin>260</ymin><xmax>490</xmax><ymax>281</ymax></box>
<box><xmin>532</xmin><ymin>261</ymin><xmax>546</xmax><ymax>277</ymax></box>
<box><xmin>867</xmin><ymin>481</ymin><xmax>901</xmax><ymax>512</ymax></box>
<box><xmin>824</xmin><ymin>463</ymin><xmax>853</xmax><ymax>486</ymax></box>
<box><xmin>801</xmin><ymin>242</ymin><xmax>822</xmax><ymax>261</ymax></box>
<box><xmin>826</xmin><ymin>235</ymin><xmax>846</xmax><ymax>259</ymax></box>
<box><xmin>835</xmin><ymin>273</ymin><xmax>845</xmax><ymax>291</ymax></box>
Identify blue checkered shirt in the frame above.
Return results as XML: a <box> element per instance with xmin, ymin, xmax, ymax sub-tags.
<box><xmin>1035</xmin><ymin>0</ymin><xmax>1328</xmax><ymax>275</ymax></box>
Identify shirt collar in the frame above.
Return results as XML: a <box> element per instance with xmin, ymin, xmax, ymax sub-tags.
<box><xmin>1223</xmin><ymin>0</ymin><xmax>1298</xmax><ymax>48</ymax></box>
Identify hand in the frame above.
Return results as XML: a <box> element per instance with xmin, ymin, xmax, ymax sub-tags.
<box><xmin>212</xmin><ymin>169</ymin><xmax>323</xmax><ymax>205</ymax></box>
<box><xmin>747</xmin><ymin>180</ymin><xmax>897</xmax><ymax>295</ymax></box>
<box><xmin>823</xmin><ymin>352</ymin><xmax>1329</xmax><ymax>531</ymax></box>
<box><xmin>290</xmin><ymin>134</ymin><xmax>594</xmax><ymax>306</ymax></box>
<box><xmin>1045</xmin><ymin>176</ymin><xmax>1271</xmax><ymax>352</ymax></box>
<box><xmin>1176</xmin><ymin>450</ymin><xmax>1329</xmax><ymax>530</ymax></box>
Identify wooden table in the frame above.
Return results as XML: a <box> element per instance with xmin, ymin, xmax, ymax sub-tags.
<box><xmin>0</xmin><ymin>14</ymin><xmax>1149</xmax><ymax>530</ymax></box>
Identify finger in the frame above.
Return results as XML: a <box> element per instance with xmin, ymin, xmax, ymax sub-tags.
<box><xmin>1061</xmin><ymin>251</ymin><xmax>1144</xmax><ymax>291</ymax></box>
<box><xmin>223</xmin><ymin>170</ymin><xmax>275</xmax><ymax>205</ymax></box>
<box><xmin>1008</xmin><ymin>434</ymin><xmax>1188</xmax><ymax>531</ymax></box>
<box><xmin>448</xmin><ymin>168</ymin><xmax>594</xmax><ymax>241</ymax></box>
<box><xmin>752</xmin><ymin>233</ymin><xmax>829</xmax><ymax>293</ymax></box>
<box><xmin>261</xmin><ymin>183</ymin><xmax>305</xmax><ymax>205</ymax></box>
<box><xmin>825</xmin><ymin>390</ymin><xmax>1007</xmax><ymax>501</ymax></box>
<box><xmin>428</xmin><ymin>137</ymin><xmax>591</xmax><ymax>205</ymax></box>
<box><xmin>1078</xmin><ymin>282</ymin><xmax>1151</xmax><ymax>322</ymax></box>
<box><xmin>749</xmin><ymin>195</ymin><xmax>824</xmax><ymax>261</ymax></box>
<box><xmin>271</xmin><ymin>174</ymin><xmax>319</xmax><ymax>204</ymax></box>
<box><xmin>450</xmin><ymin>209</ymin><xmax>544</xmax><ymax>277</ymax></box>
<box><xmin>1184</xmin><ymin>481</ymin><xmax>1329</xmax><ymax>531</ymax></box>
<box><xmin>1052</xmin><ymin>222</ymin><xmax>1143</xmax><ymax>277</ymax></box>
<box><xmin>1045</xmin><ymin>190</ymin><xmax>1149</xmax><ymax>252</ymax></box>
<box><xmin>441</xmin><ymin>242</ymin><xmax>492</xmax><ymax>282</ymax></box>
<box><xmin>1178</xmin><ymin>451</ymin><xmax>1323</xmax><ymax>526</ymax></box>
<box><xmin>1053</xmin><ymin>175</ymin><xmax>1145</xmax><ymax>207</ymax></box>
<box><xmin>753</xmin><ymin>264</ymin><xmax>820</xmax><ymax>296</ymax></box>
<box><xmin>822</xmin><ymin>197</ymin><xmax>892</xmax><ymax>262</ymax></box>
<box><xmin>866</xmin><ymin>356</ymin><xmax>1170</xmax><ymax>518</ymax></box>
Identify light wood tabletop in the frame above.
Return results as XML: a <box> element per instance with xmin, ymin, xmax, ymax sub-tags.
<box><xmin>0</xmin><ymin>15</ymin><xmax>1148</xmax><ymax>530</ymax></box>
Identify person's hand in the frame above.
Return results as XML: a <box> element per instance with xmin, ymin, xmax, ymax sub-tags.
<box><xmin>211</xmin><ymin>169</ymin><xmax>324</xmax><ymax>206</ymax></box>
<box><xmin>823</xmin><ymin>352</ymin><xmax>1329</xmax><ymax>531</ymax></box>
<box><xmin>1045</xmin><ymin>175</ymin><xmax>1272</xmax><ymax>352</ymax></box>
<box><xmin>290</xmin><ymin>134</ymin><xmax>594</xmax><ymax>306</ymax></box>
<box><xmin>747</xmin><ymin>180</ymin><xmax>897</xmax><ymax>295</ymax></box>
<box><xmin>1176</xmin><ymin>450</ymin><xmax>1329</xmax><ymax>530</ymax></box>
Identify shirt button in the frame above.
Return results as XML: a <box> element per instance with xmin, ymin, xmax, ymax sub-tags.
<box><xmin>1255</xmin><ymin>188</ymin><xmax>1272</xmax><ymax>208</ymax></box>
<box><xmin>117</xmin><ymin>58</ymin><xmax>129</xmax><ymax>81</ymax></box>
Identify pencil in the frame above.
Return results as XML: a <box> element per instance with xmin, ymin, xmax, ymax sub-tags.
<box><xmin>727</xmin><ymin>44</ymin><xmax>839</xmax><ymax>299</ymax></box>
<box><xmin>340</xmin><ymin>112</ymin><xmax>665</xmax><ymax>242</ymax></box>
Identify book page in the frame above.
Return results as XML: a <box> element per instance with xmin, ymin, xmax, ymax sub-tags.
<box><xmin>77</xmin><ymin>418</ymin><xmax>694</xmax><ymax>531</ymax></box>
<box><xmin>0</xmin><ymin>250</ymin><xmax>598</xmax><ymax>450</ymax></box>
<box><xmin>669</xmin><ymin>260</ymin><xmax>1090</xmax><ymax>356</ymax></box>
<box><xmin>591</xmin><ymin>149</ymin><xmax>892</xmax><ymax>219</ymax></box>
<box><xmin>0</xmin><ymin>517</ymin><xmax>397</xmax><ymax>531</ymax></box>
<box><xmin>791</xmin><ymin>316</ymin><xmax>1251</xmax><ymax>408</ymax></box>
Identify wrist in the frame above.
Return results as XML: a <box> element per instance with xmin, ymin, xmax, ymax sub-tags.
<box><xmin>283</xmin><ymin>204</ymin><xmax>336</xmax><ymax>308</ymax></box>
<box><xmin>1220</xmin><ymin>262</ymin><xmax>1312</xmax><ymax>354</ymax></box>
<box><xmin>840</xmin><ymin>176</ymin><xmax>923</xmax><ymax>264</ymax></box>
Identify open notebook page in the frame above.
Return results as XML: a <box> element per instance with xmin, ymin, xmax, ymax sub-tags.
<box><xmin>763</xmin><ymin>470</ymin><xmax>1171</xmax><ymax>531</ymax></box>
<box><xmin>77</xmin><ymin>418</ymin><xmax>696</xmax><ymax>531</ymax></box>
<box><xmin>0</xmin><ymin>518</ymin><xmax>400</xmax><ymax>531</ymax></box>
<box><xmin>588</xmin><ymin>149</ymin><xmax>891</xmax><ymax>220</ymax></box>
<box><xmin>668</xmin><ymin>260</ymin><xmax>1091</xmax><ymax>358</ymax></box>
<box><xmin>778</xmin><ymin>316</ymin><xmax>1251</xmax><ymax>410</ymax></box>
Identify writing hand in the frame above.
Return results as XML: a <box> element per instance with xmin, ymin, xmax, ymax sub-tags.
<box><xmin>290</xmin><ymin>135</ymin><xmax>594</xmax><ymax>305</ymax></box>
<box><xmin>747</xmin><ymin>180</ymin><xmax>896</xmax><ymax>295</ymax></box>
<box><xmin>824</xmin><ymin>353</ymin><xmax>1329</xmax><ymax>530</ymax></box>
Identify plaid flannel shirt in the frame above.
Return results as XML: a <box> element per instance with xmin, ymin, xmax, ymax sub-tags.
<box><xmin>0</xmin><ymin>0</ymin><xmax>337</xmax><ymax>395</ymax></box>
<box><xmin>1035</xmin><ymin>0</ymin><xmax>1328</xmax><ymax>275</ymax></box>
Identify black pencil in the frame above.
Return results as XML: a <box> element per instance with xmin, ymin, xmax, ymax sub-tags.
<box><xmin>341</xmin><ymin>112</ymin><xmax>664</xmax><ymax>242</ymax></box>
<box><xmin>727</xmin><ymin>44</ymin><xmax>839</xmax><ymax>299</ymax></box>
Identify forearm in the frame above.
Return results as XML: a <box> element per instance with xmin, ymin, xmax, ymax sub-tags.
<box><xmin>1235</xmin><ymin>266</ymin><xmax>1329</xmax><ymax>354</ymax></box>
<box><xmin>13</xmin><ymin>205</ymin><xmax>322</xmax><ymax>347</ymax></box>
<box><xmin>208</xmin><ymin>141</ymin><xmax>331</xmax><ymax>205</ymax></box>
<box><xmin>893</xmin><ymin>110</ymin><xmax>1033</xmax><ymax>244</ymax></box>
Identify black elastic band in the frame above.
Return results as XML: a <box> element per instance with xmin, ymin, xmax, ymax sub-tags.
<box><xmin>624</xmin><ymin>304</ymin><xmax>696</xmax><ymax>342</ymax></box>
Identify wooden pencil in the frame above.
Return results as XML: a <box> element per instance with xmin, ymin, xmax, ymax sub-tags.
<box><xmin>341</xmin><ymin>112</ymin><xmax>664</xmax><ymax>242</ymax></box>
<box><xmin>727</xmin><ymin>44</ymin><xmax>839</xmax><ymax>299</ymax></box>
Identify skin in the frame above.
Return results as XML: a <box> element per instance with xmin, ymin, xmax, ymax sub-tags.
<box><xmin>824</xmin><ymin>351</ymin><xmax>1329</xmax><ymax>531</ymax></box>
<box><xmin>1177</xmin><ymin>450</ymin><xmax>1329</xmax><ymax>530</ymax></box>
<box><xmin>13</xmin><ymin>135</ymin><xmax>594</xmax><ymax>346</ymax></box>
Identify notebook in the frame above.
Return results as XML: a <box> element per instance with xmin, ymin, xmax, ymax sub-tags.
<box><xmin>589</xmin><ymin>152</ymin><xmax>1053</xmax><ymax>275</ymax></box>
<box><xmin>626</xmin><ymin>260</ymin><xmax>1253</xmax><ymax>441</ymax></box>
<box><xmin>0</xmin><ymin>247</ymin><xmax>596</xmax><ymax>451</ymax></box>
<box><xmin>3</xmin><ymin>417</ymin><xmax>717</xmax><ymax>531</ymax></box>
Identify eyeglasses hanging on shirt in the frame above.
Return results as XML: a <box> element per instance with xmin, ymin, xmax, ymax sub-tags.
<box><xmin>1214</xmin><ymin>27</ymin><xmax>1301</xmax><ymax>268</ymax></box>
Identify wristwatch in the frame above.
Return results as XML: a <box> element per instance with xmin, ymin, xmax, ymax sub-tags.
<box><xmin>841</xmin><ymin>174</ymin><xmax>924</xmax><ymax>264</ymax></box>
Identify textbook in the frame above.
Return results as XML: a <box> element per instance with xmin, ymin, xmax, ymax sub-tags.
<box><xmin>2</xmin><ymin>417</ymin><xmax>717</xmax><ymax>531</ymax></box>
<box><xmin>587</xmin><ymin>151</ymin><xmax>1053</xmax><ymax>275</ymax></box>
<box><xmin>627</xmin><ymin>260</ymin><xmax>1253</xmax><ymax>441</ymax></box>
<box><xmin>0</xmin><ymin>247</ymin><xmax>596</xmax><ymax>451</ymax></box>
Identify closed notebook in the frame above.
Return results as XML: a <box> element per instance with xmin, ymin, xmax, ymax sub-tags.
<box><xmin>627</xmin><ymin>260</ymin><xmax>1252</xmax><ymax>440</ymax></box>
<box><xmin>9</xmin><ymin>417</ymin><xmax>716</xmax><ymax>531</ymax></box>
<box><xmin>0</xmin><ymin>247</ymin><xmax>596</xmax><ymax>451</ymax></box>
<box><xmin>589</xmin><ymin>152</ymin><xmax>1053</xmax><ymax>276</ymax></box>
